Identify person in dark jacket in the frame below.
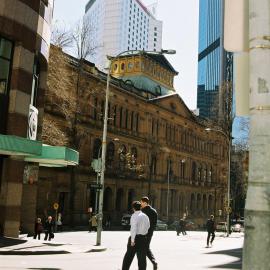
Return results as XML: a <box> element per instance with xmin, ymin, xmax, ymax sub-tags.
<box><xmin>44</xmin><ymin>216</ymin><xmax>54</xmax><ymax>241</ymax></box>
<box><xmin>177</xmin><ymin>218</ymin><xmax>187</xmax><ymax>236</ymax></box>
<box><xmin>140</xmin><ymin>196</ymin><xmax>158</xmax><ymax>270</ymax></box>
<box><xmin>206</xmin><ymin>215</ymin><xmax>216</xmax><ymax>247</ymax></box>
<box><xmin>33</xmin><ymin>218</ymin><xmax>43</xmax><ymax>240</ymax></box>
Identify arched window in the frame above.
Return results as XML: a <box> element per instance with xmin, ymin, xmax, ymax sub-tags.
<box><xmin>130</xmin><ymin>147</ymin><xmax>138</xmax><ymax>167</ymax></box>
<box><xmin>192</xmin><ymin>162</ymin><xmax>197</xmax><ymax>181</ymax></box>
<box><xmin>103</xmin><ymin>187</ymin><xmax>113</xmax><ymax>211</ymax></box>
<box><xmin>125</xmin><ymin>109</ymin><xmax>129</xmax><ymax>129</ymax></box>
<box><xmin>131</xmin><ymin>111</ymin><xmax>134</xmax><ymax>130</ymax></box>
<box><xmin>120</xmin><ymin>107</ymin><xmax>123</xmax><ymax>127</ymax></box>
<box><xmin>100</xmin><ymin>100</ymin><xmax>105</xmax><ymax>121</ymax></box>
<box><xmin>197</xmin><ymin>194</ymin><xmax>202</xmax><ymax>215</ymax></box>
<box><xmin>113</xmin><ymin>105</ymin><xmax>117</xmax><ymax>126</ymax></box>
<box><xmin>93</xmin><ymin>138</ymin><xmax>102</xmax><ymax>159</ymax></box>
<box><xmin>190</xmin><ymin>194</ymin><xmax>195</xmax><ymax>213</ymax></box>
<box><xmin>119</xmin><ymin>145</ymin><xmax>127</xmax><ymax>171</ymax></box>
<box><xmin>93</xmin><ymin>97</ymin><xmax>98</xmax><ymax>120</ymax></box>
<box><xmin>116</xmin><ymin>188</ymin><xmax>124</xmax><ymax>211</ymax></box>
<box><xmin>106</xmin><ymin>142</ymin><xmax>115</xmax><ymax>168</ymax></box>
<box><xmin>136</xmin><ymin>113</ymin><xmax>139</xmax><ymax>132</ymax></box>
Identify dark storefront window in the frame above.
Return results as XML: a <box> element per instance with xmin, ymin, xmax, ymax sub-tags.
<box><xmin>0</xmin><ymin>37</ymin><xmax>13</xmax><ymax>134</ymax></box>
<box><xmin>0</xmin><ymin>38</ymin><xmax>13</xmax><ymax>95</ymax></box>
<box><xmin>0</xmin><ymin>37</ymin><xmax>13</xmax><ymax>189</ymax></box>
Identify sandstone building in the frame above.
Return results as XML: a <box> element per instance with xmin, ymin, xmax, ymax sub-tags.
<box><xmin>39</xmin><ymin>46</ymin><xmax>229</xmax><ymax>227</ymax></box>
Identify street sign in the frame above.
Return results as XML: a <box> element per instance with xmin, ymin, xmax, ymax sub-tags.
<box><xmin>90</xmin><ymin>183</ymin><xmax>103</xmax><ymax>190</ymax></box>
<box><xmin>53</xmin><ymin>203</ymin><xmax>59</xmax><ymax>210</ymax></box>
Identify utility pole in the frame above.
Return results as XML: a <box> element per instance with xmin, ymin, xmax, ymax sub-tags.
<box><xmin>243</xmin><ymin>1</ymin><xmax>270</xmax><ymax>269</ymax></box>
<box><xmin>96</xmin><ymin>63</ymin><xmax>110</xmax><ymax>246</ymax></box>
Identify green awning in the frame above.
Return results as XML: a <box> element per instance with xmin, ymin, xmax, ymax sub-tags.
<box><xmin>24</xmin><ymin>144</ymin><xmax>79</xmax><ymax>167</ymax></box>
<box><xmin>0</xmin><ymin>134</ymin><xmax>42</xmax><ymax>156</ymax></box>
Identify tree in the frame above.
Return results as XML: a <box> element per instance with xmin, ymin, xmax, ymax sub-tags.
<box><xmin>51</xmin><ymin>21</ymin><xmax>73</xmax><ymax>49</ymax></box>
<box><xmin>43</xmin><ymin>18</ymin><xmax>103</xmax><ymax>226</ymax></box>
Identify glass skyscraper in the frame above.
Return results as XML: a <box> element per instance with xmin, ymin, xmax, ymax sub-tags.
<box><xmin>197</xmin><ymin>0</ymin><xmax>233</xmax><ymax>121</ymax></box>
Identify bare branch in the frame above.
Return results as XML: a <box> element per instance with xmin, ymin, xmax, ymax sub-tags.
<box><xmin>51</xmin><ymin>21</ymin><xmax>73</xmax><ymax>48</ymax></box>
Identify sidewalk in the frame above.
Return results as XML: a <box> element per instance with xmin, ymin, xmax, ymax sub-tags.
<box><xmin>0</xmin><ymin>232</ymin><xmax>106</xmax><ymax>255</ymax></box>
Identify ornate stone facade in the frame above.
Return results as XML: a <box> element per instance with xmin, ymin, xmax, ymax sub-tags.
<box><xmin>39</xmin><ymin>46</ymin><xmax>228</xmax><ymax>227</ymax></box>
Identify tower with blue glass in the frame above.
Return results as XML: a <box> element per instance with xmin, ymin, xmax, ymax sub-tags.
<box><xmin>197</xmin><ymin>0</ymin><xmax>233</xmax><ymax>122</ymax></box>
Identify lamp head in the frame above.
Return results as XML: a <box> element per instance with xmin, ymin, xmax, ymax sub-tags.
<box><xmin>161</xmin><ymin>49</ymin><xmax>176</xmax><ymax>55</ymax></box>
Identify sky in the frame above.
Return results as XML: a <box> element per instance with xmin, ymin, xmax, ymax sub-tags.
<box><xmin>53</xmin><ymin>0</ymin><xmax>199</xmax><ymax>110</ymax></box>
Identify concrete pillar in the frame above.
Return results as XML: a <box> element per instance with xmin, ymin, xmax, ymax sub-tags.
<box><xmin>0</xmin><ymin>160</ymin><xmax>24</xmax><ymax>237</ymax></box>
<box><xmin>243</xmin><ymin>2</ymin><xmax>270</xmax><ymax>268</ymax></box>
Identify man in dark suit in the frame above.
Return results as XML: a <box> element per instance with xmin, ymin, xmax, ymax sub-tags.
<box><xmin>44</xmin><ymin>216</ymin><xmax>54</xmax><ymax>241</ymax></box>
<box><xmin>206</xmin><ymin>215</ymin><xmax>216</xmax><ymax>247</ymax></box>
<box><xmin>140</xmin><ymin>196</ymin><xmax>158</xmax><ymax>270</ymax></box>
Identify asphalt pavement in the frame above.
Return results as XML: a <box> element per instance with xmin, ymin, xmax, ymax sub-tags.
<box><xmin>0</xmin><ymin>230</ymin><xmax>243</xmax><ymax>270</ymax></box>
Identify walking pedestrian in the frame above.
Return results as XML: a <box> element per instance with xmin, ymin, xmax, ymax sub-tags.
<box><xmin>33</xmin><ymin>217</ymin><xmax>43</xmax><ymax>240</ymax></box>
<box><xmin>206</xmin><ymin>215</ymin><xmax>216</xmax><ymax>248</ymax></box>
<box><xmin>182</xmin><ymin>216</ymin><xmax>187</xmax><ymax>235</ymax></box>
<box><xmin>122</xmin><ymin>201</ymin><xmax>150</xmax><ymax>270</ymax></box>
<box><xmin>44</xmin><ymin>216</ymin><xmax>54</xmax><ymax>241</ymax></box>
<box><xmin>56</xmin><ymin>213</ymin><xmax>63</xmax><ymax>232</ymax></box>
<box><xmin>140</xmin><ymin>196</ymin><xmax>158</xmax><ymax>270</ymax></box>
<box><xmin>177</xmin><ymin>218</ymin><xmax>186</xmax><ymax>236</ymax></box>
<box><xmin>89</xmin><ymin>214</ymin><xmax>98</xmax><ymax>232</ymax></box>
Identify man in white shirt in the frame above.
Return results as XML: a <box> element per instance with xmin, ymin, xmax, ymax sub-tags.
<box><xmin>122</xmin><ymin>201</ymin><xmax>150</xmax><ymax>270</ymax></box>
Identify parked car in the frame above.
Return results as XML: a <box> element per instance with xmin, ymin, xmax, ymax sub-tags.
<box><xmin>216</xmin><ymin>222</ymin><xmax>227</xmax><ymax>232</ymax></box>
<box><xmin>168</xmin><ymin>219</ymin><xmax>198</xmax><ymax>231</ymax></box>
<box><xmin>121</xmin><ymin>214</ymin><xmax>131</xmax><ymax>229</ymax></box>
<box><xmin>167</xmin><ymin>221</ymin><xmax>179</xmax><ymax>230</ymax></box>
<box><xmin>156</xmin><ymin>220</ymin><xmax>168</xmax><ymax>231</ymax></box>
<box><xmin>231</xmin><ymin>223</ymin><xmax>242</xmax><ymax>233</ymax></box>
<box><xmin>185</xmin><ymin>220</ymin><xmax>198</xmax><ymax>231</ymax></box>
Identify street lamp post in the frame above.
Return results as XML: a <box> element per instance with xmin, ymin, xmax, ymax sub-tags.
<box><xmin>96</xmin><ymin>49</ymin><xmax>176</xmax><ymax>246</ymax></box>
<box><xmin>205</xmin><ymin>128</ymin><xmax>231</xmax><ymax>237</ymax></box>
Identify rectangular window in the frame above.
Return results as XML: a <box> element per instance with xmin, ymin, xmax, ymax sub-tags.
<box><xmin>125</xmin><ymin>109</ymin><xmax>128</xmax><ymax>129</ymax></box>
<box><xmin>0</xmin><ymin>38</ymin><xmax>13</xmax><ymax>95</ymax></box>
<box><xmin>113</xmin><ymin>105</ymin><xmax>117</xmax><ymax>126</ymax></box>
<box><xmin>0</xmin><ymin>36</ymin><xmax>13</xmax><ymax>134</ymax></box>
<box><xmin>93</xmin><ymin>98</ymin><xmax>98</xmax><ymax>120</ymax></box>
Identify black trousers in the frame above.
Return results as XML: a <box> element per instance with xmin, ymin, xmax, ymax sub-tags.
<box><xmin>207</xmin><ymin>231</ymin><xmax>215</xmax><ymax>246</ymax></box>
<box><xmin>146</xmin><ymin>232</ymin><xmax>157</xmax><ymax>265</ymax></box>
<box><xmin>122</xmin><ymin>235</ymin><xmax>148</xmax><ymax>270</ymax></box>
<box><xmin>44</xmin><ymin>231</ymin><xmax>52</xmax><ymax>241</ymax></box>
<box><xmin>34</xmin><ymin>232</ymin><xmax>41</xmax><ymax>240</ymax></box>
<box><xmin>177</xmin><ymin>227</ymin><xmax>187</xmax><ymax>236</ymax></box>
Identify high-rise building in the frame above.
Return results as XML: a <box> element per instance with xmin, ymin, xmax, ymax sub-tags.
<box><xmin>85</xmin><ymin>0</ymin><xmax>162</xmax><ymax>70</ymax></box>
<box><xmin>197</xmin><ymin>0</ymin><xmax>233</xmax><ymax>121</ymax></box>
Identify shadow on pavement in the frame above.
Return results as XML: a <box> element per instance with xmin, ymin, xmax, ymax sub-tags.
<box><xmin>207</xmin><ymin>248</ymin><xmax>242</xmax><ymax>269</ymax></box>
<box><xmin>28</xmin><ymin>268</ymin><xmax>61</xmax><ymax>270</ymax></box>
<box><xmin>0</xmin><ymin>237</ymin><xmax>27</xmax><ymax>248</ymax></box>
<box><xmin>44</xmin><ymin>243</ymin><xmax>65</xmax><ymax>246</ymax></box>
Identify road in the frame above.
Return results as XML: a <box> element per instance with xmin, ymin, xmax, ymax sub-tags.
<box><xmin>0</xmin><ymin>231</ymin><xmax>243</xmax><ymax>270</ymax></box>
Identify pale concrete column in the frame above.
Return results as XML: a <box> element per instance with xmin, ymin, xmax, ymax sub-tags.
<box><xmin>243</xmin><ymin>1</ymin><xmax>270</xmax><ymax>269</ymax></box>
